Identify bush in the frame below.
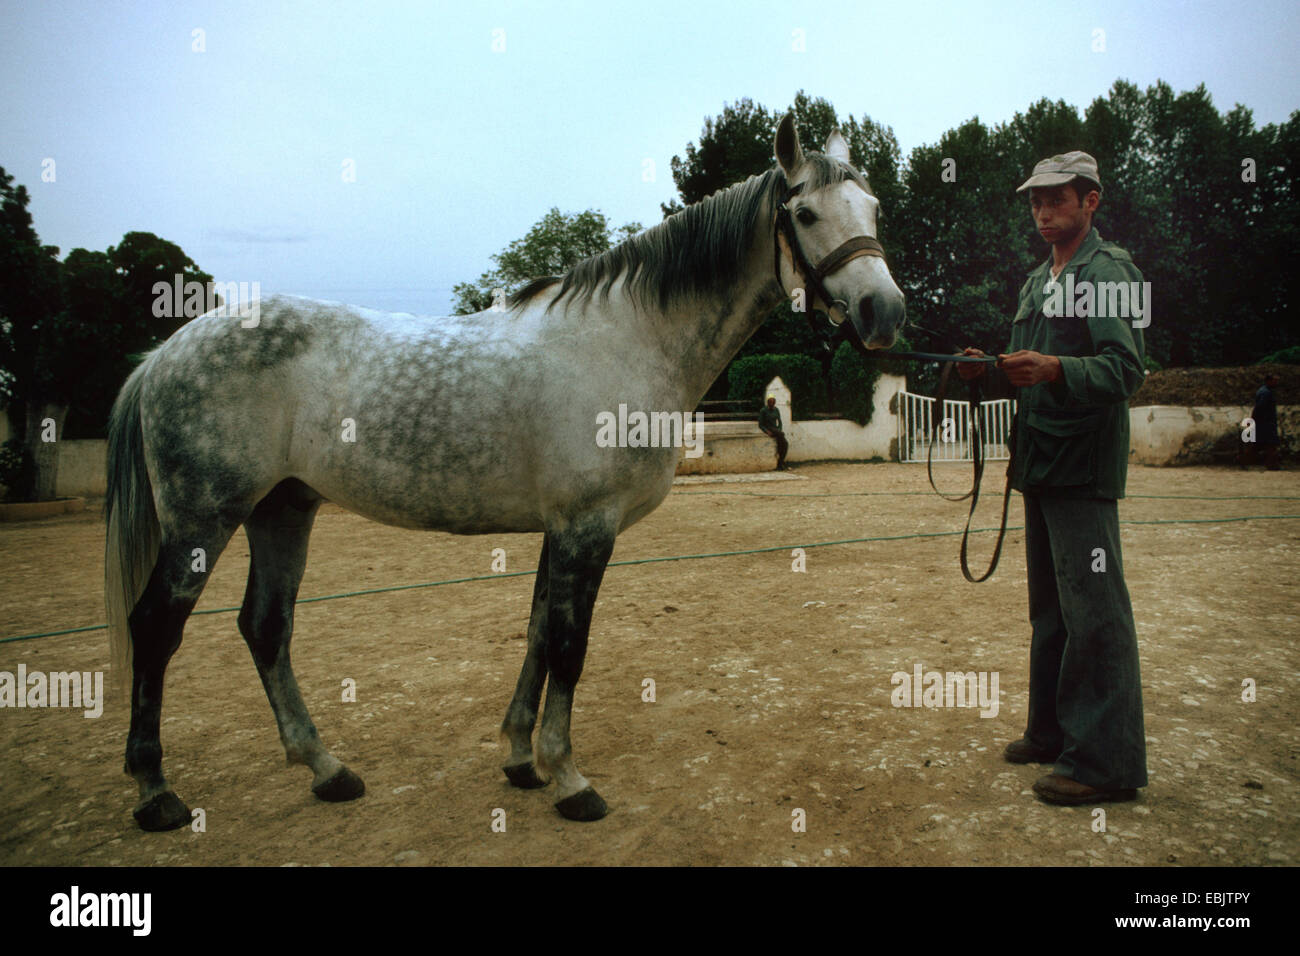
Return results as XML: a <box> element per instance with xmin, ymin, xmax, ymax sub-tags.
<box><xmin>0</xmin><ymin>439</ymin><xmax>35</xmax><ymax>502</ymax></box>
<box><xmin>828</xmin><ymin>334</ymin><xmax>921</xmax><ymax>425</ymax></box>
<box><xmin>727</xmin><ymin>353</ymin><xmax>826</xmax><ymax>420</ymax></box>
<box><xmin>878</xmin><ymin>331</ymin><xmax>919</xmax><ymax>381</ymax></box>
<box><xmin>830</xmin><ymin>342</ymin><xmax>882</xmax><ymax>425</ymax></box>
<box><xmin>1257</xmin><ymin>346</ymin><xmax>1300</xmax><ymax>365</ymax></box>
<box><xmin>726</xmin><ymin>336</ymin><xmax>916</xmax><ymax>424</ymax></box>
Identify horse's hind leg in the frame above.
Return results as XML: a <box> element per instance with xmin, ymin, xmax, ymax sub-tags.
<box><xmin>127</xmin><ymin>530</ymin><xmax>238</xmax><ymax>831</ymax></box>
<box><xmin>501</xmin><ymin>536</ymin><xmax>550</xmax><ymax>789</ymax></box>
<box><xmin>238</xmin><ymin>479</ymin><xmax>364</xmax><ymax>802</ymax></box>
<box><xmin>535</xmin><ymin>516</ymin><xmax>616</xmax><ymax>821</ymax></box>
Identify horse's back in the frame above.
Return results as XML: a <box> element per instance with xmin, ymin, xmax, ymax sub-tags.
<box><xmin>137</xmin><ymin>295</ymin><xmax>670</xmax><ymax>536</ymax></box>
<box><xmin>138</xmin><ymin>297</ymin><xmax>515</xmax><ymax>527</ymax></box>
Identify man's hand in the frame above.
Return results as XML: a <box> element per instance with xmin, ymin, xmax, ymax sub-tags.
<box><xmin>997</xmin><ymin>350</ymin><xmax>1063</xmax><ymax>387</ymax></box>
<box><xmin>957</xmin><ymin>347</ymin><xmax>987</xmax><ymax>381</ymax></box>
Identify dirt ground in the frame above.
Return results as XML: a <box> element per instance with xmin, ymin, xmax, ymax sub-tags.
<box><xmin>1</xmin><ymin>462</ymin><xmax>1296</xmax><ymax>867</ymax></box>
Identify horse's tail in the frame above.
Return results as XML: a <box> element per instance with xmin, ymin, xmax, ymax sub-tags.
<box><xmin>104</xmin><ymin>352</ymin><xmax>161</xmax><ymax>700</ymax></box>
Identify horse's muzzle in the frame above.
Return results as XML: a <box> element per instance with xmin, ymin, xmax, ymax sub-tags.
<box><xmin>856</xmin><ymin>293</ymin><xmax>906</xmax><ymax>349</ymax></box>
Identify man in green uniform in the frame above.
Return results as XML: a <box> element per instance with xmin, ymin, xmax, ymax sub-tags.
<box><xmin>961</xmin><ymin>151</ymin><xmax>1148</xmax><ymax>804</ymax></box>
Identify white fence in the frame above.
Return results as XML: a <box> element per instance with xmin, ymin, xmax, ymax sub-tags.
<box><xmin>897</xmin><ymin>390</ymin><xmax>1016</xmax><ymax>463</ymax></box>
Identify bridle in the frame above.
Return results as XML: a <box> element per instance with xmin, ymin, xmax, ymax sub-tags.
<box><xmin>772</xmin><ymin>178</ymin><xmax>886</xmax><ymax>327</ymax></box>
<box><xmin>771</xmin><ymin>176</ymin><xmax>1012</xmax><ymax>582</ymax></box>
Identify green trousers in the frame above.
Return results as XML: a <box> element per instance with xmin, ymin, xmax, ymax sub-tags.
<box><xmin>1022</xmin><ymin>494</ymin><xmax>1148</xmax><ymax>790</ymax></box>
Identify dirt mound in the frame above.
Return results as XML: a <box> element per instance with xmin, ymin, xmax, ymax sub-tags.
<box><xmin>1131</xmin><ymin>364</ymin><xmax>1296</xmax><ymax>407</ymax></box>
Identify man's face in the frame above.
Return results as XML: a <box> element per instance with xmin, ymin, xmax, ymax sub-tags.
<box><xmin>1029</xmin><ymin>183</ymin><xmax>1096</xmax><ymax>245</ymax></box>
<box><xmin>766</xmin><ymin>398</ymin><xmax>776</xmax><ymax>407</ymax></box>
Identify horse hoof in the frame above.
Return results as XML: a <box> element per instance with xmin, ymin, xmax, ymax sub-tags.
<box><xmin>133</xmin><ymin>791</ymin><xmax>191</xmax><ymax>831</ymax></box>
<box><xmin>555</xmin><ymin>786</ymin><xmax>608</xmax><ymax>821</ymax></box>
<box><xmin>313</xmin><ymin>766</ymin><xmax>366</xmax><ymax>802</ymax></box>
<box><xmin>503</xmin><ymin>762</ymin><xmax>548</xmax><ymax>789</ymax></box>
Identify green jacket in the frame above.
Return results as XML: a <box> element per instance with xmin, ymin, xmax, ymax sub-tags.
<box><xmin>992</xmin><ymin>228</ymin><xmax>1146</xmax><ymax>499</ymax></box>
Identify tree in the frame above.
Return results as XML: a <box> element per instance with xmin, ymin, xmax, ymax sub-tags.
<box><xmin>890</xmin><ymin>115</ymin><xmax>1028</xmax><ymax>360</ymax></box>
<box><xmin>451</xmin><ymin>208</ymin><xmax>642</xmax><ymax>314</ymax></box>
<box><xmin>1</xmin><ymin>167</ymin><xmax>67</xmax><ymax>500</ymax></box>
<box><xmin>888</xmin><ymin>81</ymin><xmax>1298</xmax><ymax>375</ymax></box>
<box><xmin>0</xmin><ymin>168</ymin><xmax>211</xmax><ymax>499</ymax></box>
<box><xmin>73</xmin><ymin>232</ymin><xmax>215</xmax><ymax>437</ymax></box>
<box><xmin>1127</xmin><ymin>84</ymin><xmax>1292</xmax><ymax>366</ymax></box>
<box><xmin>666</xmin><ymin>98</ymin><xmax>777</xmax><ymax>213</ymax></box>
<box><xmin>1246</xmin><ymin>110</ymin><xmax>1300</xmax><ymax>362</ymax></box>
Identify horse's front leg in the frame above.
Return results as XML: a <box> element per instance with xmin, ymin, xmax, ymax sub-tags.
<box><xmin>534</xmin><ymin>516</ymin><xmax>616</xmax><ymax>821</ymax></box>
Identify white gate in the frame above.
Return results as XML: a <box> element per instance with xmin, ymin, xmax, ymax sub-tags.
<box><xmin>897</xmin><ymin>390</ymin><xmax>1016</xmax><ymax>463</ymax></box>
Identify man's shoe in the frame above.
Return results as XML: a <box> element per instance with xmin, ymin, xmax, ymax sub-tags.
<box><xmin>1033</xmin><ymin>773</ymin><xmax>1138</xmax><ymax>806</ymax></box>
<box><xmin>1003</xmin><ymin>738</ymin><xmax>1059</xmax><ymax>764</ymax></box>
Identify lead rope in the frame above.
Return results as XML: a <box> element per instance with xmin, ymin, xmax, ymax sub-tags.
<box><xmin>926</xmin><ymin>358</ymin><xmax>1014</xmax><ymax>583</ymax></box>
<box><xmin>834</xmin><ymin>320</ymin><xmax>1012</xmax><ymax>581</ymax></box>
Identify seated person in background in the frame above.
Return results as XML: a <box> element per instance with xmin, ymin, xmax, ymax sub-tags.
<box><xmin>758</xmin><ymin>396</ymin><xmax>788</xmax><ymax>470</ymax></box>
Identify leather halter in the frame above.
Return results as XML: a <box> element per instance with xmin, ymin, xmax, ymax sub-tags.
<box><xmin>772</xmin><ymin>180</ymin><xmax>886</xmax><ymax>326</ymax></box>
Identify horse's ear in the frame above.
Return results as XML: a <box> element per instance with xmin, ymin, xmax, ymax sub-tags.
<box><xmin>775</xmin><ymin>113</ymin><xmax>804</xmax><ymax>175</ymax></box>
<box><xmin>825</xmin><ymin>129</ymin><xmax>851</xmax><ymax>165</ymax></box>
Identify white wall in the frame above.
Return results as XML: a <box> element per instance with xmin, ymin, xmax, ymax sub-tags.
<box><xmin>788</xmin><ymin>373</ymin><xmax>905</xmax><ymax>462</ymax></box>
<box><xmin>55</xmin><ymin>440</ymin><xmax>108</xmax><ymax>497</ymax></box>
<box><xmin>1128</xmin><ymin>404</ymin><xmax>1296</xmax><ymax>465</ymax></box>
<box><xmin>675</xmin><ymin>373</ymin><xmax>905</xmax><ymax>474</ymax></box>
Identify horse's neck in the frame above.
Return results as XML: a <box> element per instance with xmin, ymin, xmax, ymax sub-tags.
<box><xmin>657</xmin><ymin>217</ymin><xmax>784</xmax><ymax>409</ymax></box>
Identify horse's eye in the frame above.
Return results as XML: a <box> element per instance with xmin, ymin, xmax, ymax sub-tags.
<box><xmin>796</xmin><ymin>208</ymin><xmax>816</xmax><ymax>226</ymax></box>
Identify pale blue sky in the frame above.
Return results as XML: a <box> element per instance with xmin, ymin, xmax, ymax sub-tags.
<box><xmin>2</xmin><ymin>0</ymin><xmax>1297</xmax><ymax>315</ymax></box>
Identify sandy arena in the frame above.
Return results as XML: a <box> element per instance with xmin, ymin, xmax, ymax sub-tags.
<box><xmin>1</xmin><ymin>461</ymin><xmax>1296</xmax><ymax>866</ymax></box>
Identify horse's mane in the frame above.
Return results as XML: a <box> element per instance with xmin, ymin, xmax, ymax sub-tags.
<box><xmin>509</xmin><ymin>153</ymin><xmax>872</xmax><ymax>315</ymax></box>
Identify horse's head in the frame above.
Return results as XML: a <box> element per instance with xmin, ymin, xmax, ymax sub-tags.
<box><xmin>773</xmin><ymin>114</ymin><xmax>905</xmax><ymax>349</ymax></box>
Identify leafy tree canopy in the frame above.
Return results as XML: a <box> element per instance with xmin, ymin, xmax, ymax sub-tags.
<box><xmin>452</xmin><ymin>208</ymin><xmax>642</xmax><ymax>314</ymax></box>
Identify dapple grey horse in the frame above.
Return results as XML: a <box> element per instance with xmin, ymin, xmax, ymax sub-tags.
<box><xmin>104</xmin><ymin>114</ymin><xmax>905</xmax><ymax>830</ymax></box>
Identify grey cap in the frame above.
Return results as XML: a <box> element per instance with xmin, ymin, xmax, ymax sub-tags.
<box><xmin>1016</xmin><ymin>150</ymin><xmax>1102</xmax><ymax>193</ymax></box>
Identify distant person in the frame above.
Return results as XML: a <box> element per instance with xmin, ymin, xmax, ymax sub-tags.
<box><xmin>758</xmin><ymin>396</ymin><xmax>788</xmax><ymax>470</ymax></box>
<box><xmin>1248</xmin><ymin>373</ymin><xmax>1281</xmax><ymax>470</ymax></box>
